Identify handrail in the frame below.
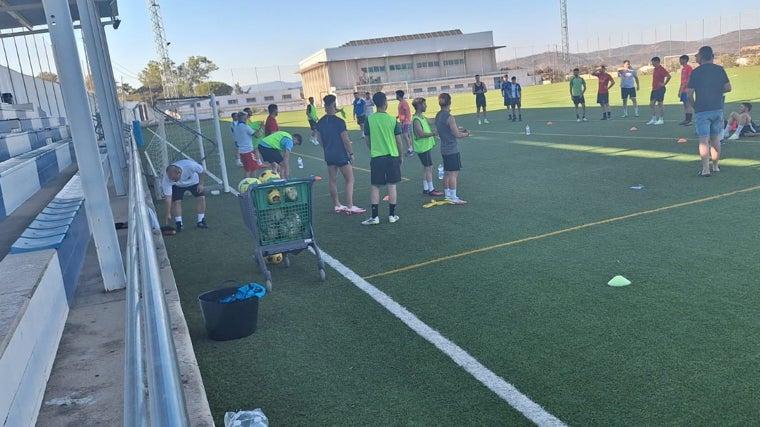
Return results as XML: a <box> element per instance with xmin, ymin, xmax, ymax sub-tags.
<box><xmin>124</xmin><ymin>134</ymin><xmax>190</xmax><ymax>426</ymax></box>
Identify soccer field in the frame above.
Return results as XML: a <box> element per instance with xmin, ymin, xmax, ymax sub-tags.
<box><xmin>163</xmin><ymin>66</ymin><xmax>760</xmax><ymax>426</ymax></box>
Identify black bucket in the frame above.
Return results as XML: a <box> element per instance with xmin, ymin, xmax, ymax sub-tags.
<box><xmin>198</xmin><ymin>286</ymin><xmax>259</xmax><ymax>341</ymax></box>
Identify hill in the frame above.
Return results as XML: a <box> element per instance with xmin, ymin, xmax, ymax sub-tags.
<box><xmin>499</xmin><ymin>27</ymin><xmax>760</xmax><ymax>72</ymax></box>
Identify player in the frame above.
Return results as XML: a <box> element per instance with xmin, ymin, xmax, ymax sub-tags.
<box><xmin>435</xmin><ymin>93</ymin><xmax>470</xmax><ymax>205</ymax></box>
<box><xmin>678</xmin><ymin>55</ymin><xmax>694</xmax><ymax>126</ymax></box>
<box><xmin>306</xmin><ymin>97</ymin><xmax>320</xmax><ymax>145</ymax></box>
<box><xmin>257</xmin><ymin>130</ymin><xmax>302</xmax><ymax>180</ymax></box>
<box><xmin>162</xmin><ymin>159</ymin><xmax>208</xmax><ymax>231</ymax></box>
<box><xmin>569</xmin><ymin>68</ymin><xmax>587</xmax><ymax>122</ymax></box>
<box><xmin>591</xmin><ymin>65</ymin><xmax>615</xmax><ymax>120</ymax></box>
<box><xmin>617</xmin><ymin>60</ymin><xmax>639</xmax><ymax>117</ymax></box>
<box><xmin>500</xmin><ymin>74</ymin><xmax>512</xmax><ymax>120</ymax></box>
<box><xmin>646</xmin><ymin>57</ymin><xmax>671</xmax><ymax>125</ymax></box>
<box><xmin>724</xmin><ymin>103</ymin><xmax>757</xmax><ymax>140</ymax></box>
<box><xmin>352</xmin><ymin>92</ymin><xmax>366</xmax><ymax>138</ymax></box>
<box><xmin>233</xmin><ymin>111</ymin><xmax>263</xmax><ymax>178</ymax></box>
<box><xmin>411</xmin><ymin>97</ymin><xmax>443</xmax><ymax>197</ymax></box>
<box><xmin>396</xmin><ymin>90</ymin><xmax>414</xmax><ymax>157</ymax></box>
<box><xmin>508</xmin><ymin>76</ymin><xmax>523</xmax><ymax>122</ymax></box>
<box><xmin>264</xmin><ymin>103</ymin><xmax>279</xmax><ymax>135</ymax></box>
<box><xmin>473</xmin><ymin>74</ymin><xmax>489</xmax><ymax>124</ymax></box>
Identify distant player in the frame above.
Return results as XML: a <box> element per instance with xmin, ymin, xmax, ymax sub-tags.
<box><xmin>264</xmin><ymin>103</ymin><xmax>279</xmax><ymax>135</ymax></box>
<box><xmin>411</xmin><ymin>97</ymin><xmax>443</xmax><ymax>197</ymax></box>
<box><xmin>232</xmin><ymin>111</ymin><xmax>263</xmax><ymax>178</ymax></box>
<box><xmin>678</xmin><ymin>55</ymin><xmax>694</xmax><ymax>126</ymax></box>
<box><xmin>500</xmin><ymin>74</ymin><xmax>512</xmax><ymax>120</ymax></box>
<box><xmin>617</xmin><ymin>59</ymin><xmax>639</xmax><ymax>117</ymax></box>
<box><xmin>569</xmin><ymin>68</ymin><xmax>587</xmax><ymax>122</ymax></box>
<box><xmin>352</xmin><ymin>92</ymin><xmax>366</xmax><ymax>138</ymax></box>
<box><xmin>306</xmin><ymin>97</ymin><xmax>320</xmax><ymax>145</ymax></box>
<box><xmin>472</xmin><ymin>74</ymin><xmax>489</xmax><ymax>124</ymax></box>
<box><xmin>230</xmin><ymin>112</ymin><xmax>243</xmax><ymax>167</ymax></box>
<box><xmin>591</xmin><ymin>65</ymin><xmax>615</xmax><ymax>120</ymax></box>
<box><xmin>646</xmin><ymin>57</ymin><xmax>671</xmax><ymax>125</ymax></box>
<box><xmin>508</xmin><ymin>76</ymin><xmax>523</xmax><ymax>121</ymax></box>
<box><xmin>396</xmin><ymin>90</ymin><xmax>414</xmax><ymax>156</ymax></box>
<box><xmin>435</xmin><ymin>93</ymin><xmax>471</xmax><ymax>204</ymax></box>
<box><xmin>257</xmin><ymin>130</ymin><xmax>302</xmax><ymax>179</ymax></box>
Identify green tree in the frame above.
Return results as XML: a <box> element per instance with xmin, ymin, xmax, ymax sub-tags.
<box><xmin>138</xmin><ymin>60</ymin><xmax>165</xmax><ymax>92</ymax></box>
<box><xmin>184</xmin><ymin>56</ymin><xmax>218</xmax><ymax>92</ymax></box>
<box><xmin>194</xmin><ymin>81</ymin><xmax>233</xmax><ymax>96</ymax></box>
<box><xmin>36</xmin><ymin>72</ymin><xmax>58</xmax><ymax>83</ymax></box>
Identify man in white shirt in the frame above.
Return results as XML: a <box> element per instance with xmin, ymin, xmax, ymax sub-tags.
<box><xmin>162</xmin><ymin>159</ymin><xmax>208</xmax><ymax>231</ymax></box>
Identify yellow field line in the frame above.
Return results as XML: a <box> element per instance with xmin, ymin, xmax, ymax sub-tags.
<box><xmin>363</xmin><ymin>185</ymin><xmax>760</xmax><ymax>280</ymax></box>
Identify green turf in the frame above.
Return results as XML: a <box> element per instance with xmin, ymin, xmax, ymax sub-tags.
<box><xmin>163</xmin><ymin>65</ymin><xmax>760</xmax><ymax>426</ymax></box>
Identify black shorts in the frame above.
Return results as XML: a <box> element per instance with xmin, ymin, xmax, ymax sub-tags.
<box><xmin>475</xmin><ymin>94</ymin><xmax>486</xmax><ymax>108</ymax></box>
<box><xmin>597</xmin><ymin>93</ymin><xmax>610</xmax><ymax>104</ymax></box>
<box><xmin>308</xmin><ymin>119</ymin><xmax>318</xmax><ymax>130</ymax></box>
<box><xmin>357</xmin><ymin>115</ymin><xmax>365</xmax><ymax>125</ymax></box>
<box><xmin>572</xmin><ymin>95</ymin><xmax>585</xmax><ymax>106</ymax></box>
<box><xmin>369</xmin><ymin>155</ymin><xmax>402</xmax><ymax>186</ymax></box>
<box><xmin>171</xmin><ymin>183</ymin><xmax>203</xmax><ymax>202</ymax></box>
<box><xmin>503</xmin><ymin>97</ymin><xmax>511</xmax><ymax>107</ymax></box>
<box><xmin>650</xmin><ymin>87</ymin><xmax>666</xmax><ymax>102</ymax></box>
<box><xmin>258</xmin><ymin>145</ymin><xmax>284</xmax><ymax>164</ymax></box>
<box><xmin>442</xmin><ymin>152</ymin><xmax>461</xmax><ymax>172</ymax></box>
<box><xmin>417</xmin><ymin>149</ymin><xmax>433</xmax><ymax>167</ymax></box>
<box><xmin>510</xmin><ymin>98</ymin><xmax>521</xmax><ymax>107</ymax></box>
<box><xmin>621</xmin><ymin>87</ymin><xmax>636</xmax><ymax>100</ymax></box>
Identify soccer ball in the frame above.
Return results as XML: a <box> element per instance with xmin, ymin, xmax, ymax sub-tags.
<box><xmin>283</xmin><ymin>186</ymin><xmax>298</xmax><ymax>202</ymax></box>
<box><xmin>265</xmin><ymin>253</ymin><xmax>283</xmax><ymax>264</ymax></box>
<box><xmin>238</xmin><ymin>177</ymin><xmax>260</xmax><ymax>193</ymax></box>
<box><xmin>259</xmin><ymin>169</ymin><xmax>281</xmax><ymax>183</ymax></box>
<box><xmin>267</xmin><ymin>188</ymin><xmax>282</xmax><ymax>205</ymax></box>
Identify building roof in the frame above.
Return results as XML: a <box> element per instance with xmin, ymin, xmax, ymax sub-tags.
<box><xmin>340</xmin><ymin>29</ymin><xmax>463</xmax><ymax>48</ymax></box>
<box><xmin>0</xmin><ymin>0</ymin><xmax>118</xmax><ymax>34</ymax></box>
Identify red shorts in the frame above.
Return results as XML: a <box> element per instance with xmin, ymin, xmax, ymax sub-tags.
<box><xmin>240</xmin><ymin>152</ymin><xmax>261</xmax><ymax>173</ymax></box>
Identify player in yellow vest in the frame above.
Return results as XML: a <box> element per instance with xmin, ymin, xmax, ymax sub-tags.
<box><xmin>411</xmin><ymin>97</ymin><xmax>443</xmax><ymax>197</ymax></box>
<box><xmin>257</xmin><ymin>131</ymin><xmax>302</xmax><ymax>179</ymax></box>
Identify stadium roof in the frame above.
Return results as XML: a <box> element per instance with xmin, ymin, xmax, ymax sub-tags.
<box><xmin>340</xmin><ymin>29</ymin><xmax>464</xmax><ymax>48</ymax></box>
<box><xmin>0</xmin><ymin>0</ymin><xmax>118</xmax><ymax>35</ymax></box>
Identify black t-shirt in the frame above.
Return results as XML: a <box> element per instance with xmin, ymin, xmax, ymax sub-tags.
<box><xmin>687</xmin><ymin>63</ymin><xmax>729</xmax><ymax>112</ymax></box>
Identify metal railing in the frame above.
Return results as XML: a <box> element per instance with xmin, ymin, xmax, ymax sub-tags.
<box><xmin>125</xmin><ymin>133</ymin><xmax>190</xmax><ymax>426</ymax></box>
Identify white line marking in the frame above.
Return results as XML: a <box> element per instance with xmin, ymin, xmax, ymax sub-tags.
<box><xmin>318</xmin><ymin>249</ymin><xmax>567</xmax><ymax>427</ymax></box>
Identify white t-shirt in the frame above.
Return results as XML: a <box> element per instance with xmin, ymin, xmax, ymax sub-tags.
<box><xmin>618</xmin><ymin>68</ymin><xmax>637</xmax><ymax>89</ymax></box>
<box><xmin>232</xmin><ymin>121</ymin><xmax>255</xmax><ymax>153</ymax></box>
<box><xmin>364</xmin><ymin>98</ymin><xmax>375</xmax><ymax>116</ymax></box>
<box><xmin>162</xmin><ymin>159</ymin><xmax>203</xmax><ymax>196</ymax></box>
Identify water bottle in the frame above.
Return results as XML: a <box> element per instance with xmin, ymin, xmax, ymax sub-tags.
<box><xmin>297</xmin><ymin>156</ymin><xmax>303</xmax><ymax>169</ymax></box>
<box><xmin>437</xmin><ymin>164</ymin><xmax>444</xmax><ymax>180</ymax></box>
<box><xmin>525</xmin><ymin>125</ymin><xmax>531</xmax><ymax>135</ymax></box>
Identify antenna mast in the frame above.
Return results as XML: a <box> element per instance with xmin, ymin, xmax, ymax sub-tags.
<box><xmin>560</xmin><ymin>0</ymin><xmax>569</xmax><ymax>65</ymax></box>
<box><xmin>147</xmin><ymin>0</ymin><xmax>176</xmax><ymax>98</ymax></box>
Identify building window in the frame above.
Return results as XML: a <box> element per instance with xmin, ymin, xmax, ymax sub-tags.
<box><xmin>361</xmin><ymin>66</ymin><xmax>386</xmax><ymax>73</ymax></box>
<box><xmin>246</xmin><ymin>97</ymin><xmax>256</xmax><ymax>103</ymax></box>
<box><xmin>416</xmin><ymin>61</ymin><xmax>439</xmax><ymax>69</ymax></box>
<box><xmin>441</xmin><ymin>85</ymin><xmax>450</xmax><ymax>90</ymax></box>
<box><xmin>427</xmin><ymin>87</ymin><xmax>437</xmax><ymax>93</ymax></box>
<box><xmin>413</xmin><ymin>88</ymin><xmax>423</xmax><ymax>93</ymax></box>
<box><xmin>389</xmin><ymin>62</ymin><xmax>413</xmax><ymax>71</ymax></box>
<box><xmin>264</xmin><ymin>96</ymin><xmax>274</xmax><ymax>101</ymax></box>
<box><xmin>454</xmin><ymin>84</ymin><xmax>464</xmax><ymax>89</ymax></box>
<box><xmin>282</xmin><ymin>94</ymin><xmax>292</xmax><ymax>100</ymax></box>
<box><xmin>443</xmin><ymin>58</ymin><xmax>464</xmax><ymax>66</ymax></box>
<box><xmin>227</xmin><ymin>99</ymin><xmax>238</xmax><ymax>105</ymax></box>
<box><xmin>196</xmin><ymin>102</ymin><xmax>201</xmax><ymax>107</ymax></box>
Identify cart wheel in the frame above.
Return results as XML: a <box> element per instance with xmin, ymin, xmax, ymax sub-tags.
<box><xmin>284</xmin><ymin>254</ymin><xmax>290</xmax><ymax>267</ymax></box>
<box><xmin>265</xmin><ymin>279</ymin><xmax>272</xmax><ymax>292</ymax></box>
<box><xmin>319</xmin><ymin>268</ymin><xmax>326</xmax><ymax>281</ymax></box>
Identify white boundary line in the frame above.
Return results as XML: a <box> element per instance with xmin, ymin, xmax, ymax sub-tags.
<box><xmin>318</xmin><ymin>250</ymin><xmax>567</xmax><ymax>427</ymax></box>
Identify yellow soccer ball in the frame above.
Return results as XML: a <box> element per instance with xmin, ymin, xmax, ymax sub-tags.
<box><xmin>259</xmin><ymin>169</ymin><xmax>281</xmax><ymax>183</ymax></box>
<box><xmin>267</xmin><ymin>188</ymin><xmax>282</xmax><ymax>205</ymax></box>
<box><xmin>283</xmin><ymin>186</ymin><xmax>298</xmax><ymax>202</ymax></box>
<box><xmin>238</xmin><ymin>177</ymin><xmax>260</xmax><ymax>193</ymax></box>
<box><xmin>265</xmin><ymin>253</ymin><xmax>283</xmax><ymax>264</ymax></box>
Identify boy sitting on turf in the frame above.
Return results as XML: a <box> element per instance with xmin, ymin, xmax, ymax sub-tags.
<box><xmin>724</xmin><ymin>102</ymin><xmax>758</xmax><ymax>140</ymax></box>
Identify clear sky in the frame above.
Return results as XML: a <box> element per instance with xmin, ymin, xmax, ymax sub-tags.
<box><xmin>105</xmin><ymin>0</ymin><xmax>760</xmax><ymax>88</ymax></box>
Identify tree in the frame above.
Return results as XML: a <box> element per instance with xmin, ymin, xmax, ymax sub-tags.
<box><xmin>184</xmin><ymin>56</ymin><xmax>218</xmax><ymax>91</ymax></box>
<box><xmin>138</xmin><ymin>60</ymin><xmax>165</xmax><ymax>92</ymax></box>
<box><xmin>194</xmin><ymin>81</ymin><xmax>233</xmax><ymax>96</ymax></box>
<box><xmin>37</xmin><ymin>72</ymin><xmax>58</xmax><ymax>83</ymax></box>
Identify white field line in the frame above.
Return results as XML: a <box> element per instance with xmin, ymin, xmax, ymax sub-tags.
<box><xmin>318</xmin><ymin>249</ymin><xmax>567</xmax><ymax>427</ymax></box>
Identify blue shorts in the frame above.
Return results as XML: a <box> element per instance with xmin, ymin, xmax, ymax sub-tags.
<box><xmin>401</xmin><ymin>124</ymin><xmax>411</xmax><ymax>134</ymax></box>
<box><xmin>694</xmin><ymin>109</ymin><xmax>724</xmax><ymax>138</ymax></box>
<box><xmin>650</xmin><ymin>87</ymin><xmax>666</xmax><ymax>102</ymax></box>
<box><xmin>679</xmin><ymin>92</ymin><xmax>689</xmax><ymax>103</ymax></box>
<box><xmin>597</xmin><ymin>93</ymin><xmax>610</xmax><ymax>105</ymax></box>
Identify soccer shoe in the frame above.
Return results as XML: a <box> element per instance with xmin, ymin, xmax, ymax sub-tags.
<box><xmin>197</xmin><ymin>219</ymin><xmax>208</xmax><ymax>229</ymax></box>
<box><xmin>477</xmin><ymin>120</ymin><xmax>482</xmax><ymax>125</ymax></box>
<box><xmin>445</xmin><ymin>197</ymin><xmax>467</xmax><ymax>205</ymax></box>
<box><xmin>645</xmin><ymin>118</ymin><xmax>657</xmax><ymax>125</ymax></box>
<box><xmin>311</xmin><ymin>137</ymin><xmax>319</xmax><ymax>146</ymax></box>
<box><xmin>681</xmin><ymin>121</ymin><xmax>693</xmax><ymax>126</ymax></box>
<box><xmin>346</xmin><ymin>206</ymin><xmax>366</xmax><ymax>214</ymax></box>
<box><xmin>362</xmin><ymin>216</ymin><xmax>380</xmax><ymax>225</ymax></box>
<box><xmin>175</xmin><ymin>221</ymin><xmax>183</xmax><ymax>232</ymax></box>
<box><xmin>582</xmin><ymin>117</ymin><xmax>588</xmax><ymax>122</ymax></box>
<box><xmin>678</xmin><ymin>120</ymin><xmax>688</xmax><ymax>125</ymax></box>
<box><xmin>728</xmin><ymin>132</ymin><xmax>740</xmax><ymax>140</ymax></box>
<box><xmin>621</xmin><ymin>113</ymin><xmax>628</xmax><ymax>118</ymax></box>
<box><xmin>388</xmin><ymin>215</ymin><xmax>399</xmax><ymax>224</ymax></box>
<box><xmin>405</xmin><ymin>150</ymin><xmax>415</xmax><ymax>157</ymax></box>
<box><xmin>334</xmin><ymin>205</ymin><xmax>348</xmax><ymax>213</ymax></box>
<box><xmin>429</xmin><ymin>189</ymin><xmax>444</xmax><ymax>197</ymax></box>
<box><xmin>576</xmin><ymin>118</ymin><xmax>581</xmax><ymax>122</ymax></box>
<box><xmin>483</xmin><ymin>119</ymin><xmax>490</xmax><ymax>124</ymax></box>
<box><xmin>654</xmin><ymin>119</ymin><xmax>664</xmax><ymax>125</ymax></box>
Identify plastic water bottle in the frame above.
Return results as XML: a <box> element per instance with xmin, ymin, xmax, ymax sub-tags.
<box><xmin>437</xmin><ymin>164</ymin><xmax>444</xmax><ymax>180</ymax></box>
<box><xmin>525</xmin><ymin>125</ymin><xmax>531</xmax><ymax>135</ymax></box>
<box><xmin>297</xmin><ymin>156</ymin><xmax>303</xmax><ymax>169</ymax></box>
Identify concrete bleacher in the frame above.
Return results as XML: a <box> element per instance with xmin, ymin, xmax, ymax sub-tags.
<box><xmin>0</xmin><ymin>103</ymin><xmax>88</xmax><ymax>427</ymax></box>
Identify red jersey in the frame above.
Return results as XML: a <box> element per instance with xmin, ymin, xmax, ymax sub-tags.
<box><xmin>264</xmin><ymin>115</ymin><xmax>279</xmax><ymax>136</ymax></box>
<box><xmin>652</xmin><ymin>65</ymin><xmax>670</xmax><ymax>90</ymax></box>
<box><xmin>679</xmin><ymin>64</ymin><xmax>693</xmax><ymax>93</ymax></box>
<box><xmin>397</xmin><ymin>99</ymin><xmax>411</xmax><ymax>125</ymax></box>
<box><xmin>596</xmin><ymin>73</ymin><xmax>614</xmax><ymax>94</ymax></box>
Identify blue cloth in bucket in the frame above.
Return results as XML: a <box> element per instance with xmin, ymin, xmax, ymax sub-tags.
<box><xmin>219</xmin><ymin>283</ymin><xmax>266</xmax><ymax>303</ymax></box>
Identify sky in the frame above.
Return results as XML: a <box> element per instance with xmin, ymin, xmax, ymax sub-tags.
<box><xmin>104</xmin><ymin>0</ymin><xmax>760</xmax><ymax>88</ymax></box>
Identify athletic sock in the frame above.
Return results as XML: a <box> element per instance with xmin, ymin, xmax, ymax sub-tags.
<box><xmin>197</xmin><ymin>213</ymin><xmax>205</xmax><ymax>222</ymax></box>
<box><xmin>444</xmin><ymin>189</ymin><xmax>452</xmax><ymax>198</ymax></box>
<box><xmin>735</xmin><ymin>125</ymin><xmax>744</xmax><ymax>135</ymax></box>
<box><xmin>423</xmin><ymin>180</ymin><xmax>430</xmax><ymax>191</ymax></box>
<box><xmin>175</xmin><ymin>216</ymin><xmax>182</xmax><ymax>223</ymax></box>
<box><xmin>371</xmin><ymin>204</ymin><xmax>378</xmax><ymax>218</ymax></box>
<box><xmin>427</xmin><ymin>180</ymin><xmax>434</xmax><ymax>190</ymax></box>
<box><xmin>389</xmin><ymin>204</ymin><xmax>396</xmax><ymax>216</ymax></box>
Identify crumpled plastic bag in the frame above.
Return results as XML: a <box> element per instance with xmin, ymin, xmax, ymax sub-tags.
<box><xmin>224</xmin><ymin>408</ymin><xmax>268</xmax><ymax>427</ymax></box>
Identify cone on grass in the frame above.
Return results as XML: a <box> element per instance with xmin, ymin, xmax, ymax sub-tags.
<box><xmin>608</xmin><ymin>275</ymin><xmax>631</xmax><ymax>287</ymax></box>
<box><xmin>677</xmin><ymin>138</ymin><xmax>687</xmax><ymax>143</ymax></box>
<box><xmin>630</xmin><ymin>127</ymin><xmax>638</xmax><ymax>131</ymax></box>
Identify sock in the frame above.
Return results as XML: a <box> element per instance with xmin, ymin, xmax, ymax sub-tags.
<box><xmin>686</xmin><ymin>113</ymin><xmax>692</xmax><ymax>121</ymax></box>
<box><xmin>519</xmin><ymin>114</ymin><xmax>522</xmax><ymax>119</ymax></box>
<box><xmin>734</xmin><ymin>125</ymin><xmax>744</xmax><ymax>136</ymax></box>
<box><xmin>371</xmin><ymin>204</ymin><xmax>378</xmax><ymax>218</ymax></box>
<box><xmin>623</xmin><ymin>108</ymin><xmax>628</xmax><ymax>114</ymax></box>
<box><xmin>651</xmin><ymin>116</ymin><xmax>657</xmax><ymax>121</ymax></box>
<box><xmin>634</xmin><ymin>107</ymin><xmax>639</xmax><ymax>114</ymax></box>
<box><xmin>723</xmin><ymin>124</ymin><xmax>731</xmax><ymax>136</ymax></box>
<box><xmin>175</xmin><ymin>216</ymin><xmax>182</xmax><ymax>223</ymax></box>
<box><xmin>576</xmin><ymin>114</ymin><xmax>579</xmax><ymax>119</ymax></box>
<box><xmin>427</xmin><ymin>180</ymin><xmax>434</xmax><ymax>191</ymax></box>
<box><xmin>389</xmin><ymin>204</ymin><xmax>396</xmax><ymax>216</ymax></box>
<box><xmin>451</xmin><ymin>189</ymin><xmax>458</xmax><ymax>200</ymax></box>
<box><xmin>423</xmin><ymin>180</ymin><xmax>430</xmax><ymax>191</ymax></box>
<box><xmin>198</xmin><ymin>213</ymin><xmax>205</xmax><ymax>222</ymax></box>
<box><xmin>607</xmin><ymin>112</ymin><xmax>611</xmax><ymax>118</ymax></box>
<box><xmin>444</xmin><ymin>189</ymin><xmax>452</xmax><ymax>198</ymax></box>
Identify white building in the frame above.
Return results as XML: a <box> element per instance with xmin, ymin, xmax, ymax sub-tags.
<box><xmin>298</xmin><ymin>30</ymin><xmax>505</xmax><ymax>106</ymax></box>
